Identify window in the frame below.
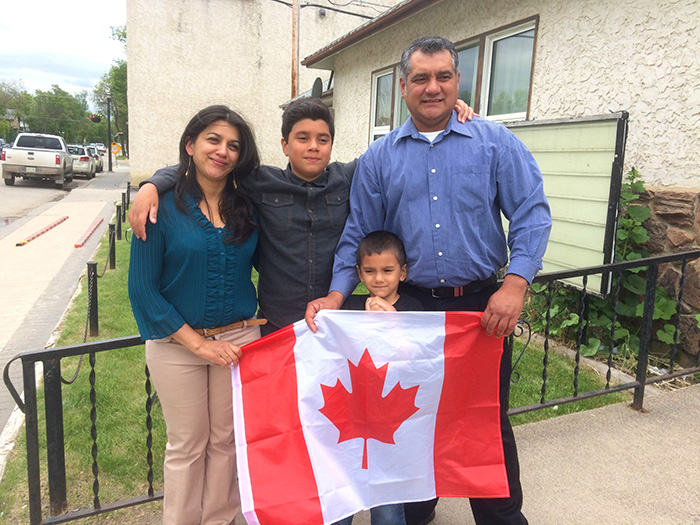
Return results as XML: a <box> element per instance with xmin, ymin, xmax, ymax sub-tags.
<box><xmin>368</xmin><ymin>18</ymin><xmax>537</xmax><ymax>141</ymax></box>
<box><xmin>481</xmin><ymin>24</ymin><xmax>536</xmax><ymax>120</ymax></box>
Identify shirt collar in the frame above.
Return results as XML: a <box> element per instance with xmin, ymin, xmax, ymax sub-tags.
<box><xmin>393</xmin><ymin>110</ymin><xmax>473</xmax><ymax>146</ymax></box>
<box><xmin>284</xmin><ymin>163</ymin><xmax>329</xmax><ymax>187</ymax></box>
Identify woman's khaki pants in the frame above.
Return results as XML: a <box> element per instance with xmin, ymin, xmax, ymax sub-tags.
<box><xmin>146</xmin><ymin>325</ymin><xmax>260</xmax><ymax>525</ymax></box>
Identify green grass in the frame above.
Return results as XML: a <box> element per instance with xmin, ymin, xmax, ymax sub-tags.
<box><xmin>0</xmin><ymin>223</ymin><xmax>629</xmax><ymax>523</ymax></box>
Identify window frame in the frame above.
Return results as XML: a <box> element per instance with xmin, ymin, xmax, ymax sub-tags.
<box><xmin>478</xmin><ymin>19</ymin><xmax>537</xmax><ymax>121</ymax></box>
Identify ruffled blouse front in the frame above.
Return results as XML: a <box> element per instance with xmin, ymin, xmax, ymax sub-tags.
<box><xmin>128</xmin><ymin>190</ymin><xmax>258</xmax><ymax>340</ymax></box>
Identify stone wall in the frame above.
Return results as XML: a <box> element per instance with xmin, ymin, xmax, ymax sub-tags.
<box><xmin>641</xmin><ymin>187</ymin><xmax>700</xmax><ymax>367</ymax></box>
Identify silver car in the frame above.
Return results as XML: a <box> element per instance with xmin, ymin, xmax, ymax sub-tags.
<box><xmin>67</xmin><ymin>145</ymin><xmax>95</xmax><ymax>179</ymax></box>
<box><xmin>87</xmin><ymin>145</ymin><xmax>103</xmax><ymax>173</ymax></box>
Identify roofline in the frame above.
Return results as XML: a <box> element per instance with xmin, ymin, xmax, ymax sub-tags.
<box><xmin>302</xmin><ymin>0</ymin><xmax>444</xmax><ymax>69</ymax></box>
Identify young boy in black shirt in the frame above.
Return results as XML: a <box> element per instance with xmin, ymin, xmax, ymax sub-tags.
<box><xmin>343</xmin><ymin>231</ymin><xmax>422</xmax><ymax>312</ymax></box>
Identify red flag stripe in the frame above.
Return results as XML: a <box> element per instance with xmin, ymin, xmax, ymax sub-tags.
<box><xmin>433</xmin><ymin>312</ymin><xmax>509</xmax><ymax>498</ymax></box>
<box><xmin>239</xmin><ymin>326</ymin><xmax>325</xmax><ymax>525</ymax></box>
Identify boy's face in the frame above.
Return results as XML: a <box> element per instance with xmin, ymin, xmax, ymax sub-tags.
<box><xmin>356</xmin><ymin>251</ymin><xmax>407</xmax><ymax>301</ymax></box>
<box><xmin>281</xmin><ymin>118</ymin><xmax>332</xmax><ymax>182</ymax></box>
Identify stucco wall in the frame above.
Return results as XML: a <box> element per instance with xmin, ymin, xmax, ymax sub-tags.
<box><xmin>127</xmin><ymin>0</ymin><xmax>399</xmax><ymax>181</ymax></box>
<box><xmin>323</xmin><ymin>0</ymin><xmax>700</xmax><ymax>189</ymax></box>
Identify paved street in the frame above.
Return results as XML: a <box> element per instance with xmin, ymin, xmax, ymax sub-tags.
<box><xmin>0</xmin><ymin>166</ymin><xmax>131</xmax><ymax>432</ymax></box>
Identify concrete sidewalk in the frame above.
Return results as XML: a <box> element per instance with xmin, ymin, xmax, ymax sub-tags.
<box><xmin>0</xmin><ymin>167</ymin><xmax>131</xmax><ymax>431</ymax></box>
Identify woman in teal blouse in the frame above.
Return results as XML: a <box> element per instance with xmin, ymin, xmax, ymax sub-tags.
<box><xmin>129</xmin><ymin>105</ymin><xmax>262</xmax><ymax>525</ymax></box>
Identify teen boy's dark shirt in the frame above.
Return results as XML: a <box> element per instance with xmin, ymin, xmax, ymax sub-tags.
<box><xmin>147</xmin><ymin>160</ymin><xmax>357</xmax><ymax>328</ymax></box>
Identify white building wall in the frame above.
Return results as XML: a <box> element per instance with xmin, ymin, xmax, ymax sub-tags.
<box><xmin>127</xmin><ymin>0</ymin><xmax>400</xmax><ymax>181</ymax></box>
<box><xmin>322</xmin><ymin>0</ymin><xmax>700</xmax><ymax>189</ymax></box>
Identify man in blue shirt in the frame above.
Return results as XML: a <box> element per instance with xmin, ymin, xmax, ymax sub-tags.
<box><xmin>306</xmin><ymin>36</ymin><xmax>551</xmax><ymax>525</ymax></box>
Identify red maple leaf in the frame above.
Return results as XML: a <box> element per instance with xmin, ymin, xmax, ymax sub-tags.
<box><xmin>319</xmin><ymin>349</ymin><xmax>419</xmax><ymax>469</ymax></box>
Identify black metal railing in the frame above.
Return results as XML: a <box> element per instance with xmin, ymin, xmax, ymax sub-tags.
<box><xmin>3</xmin><ymin>250</ymin><xmax>700</xmax><ymax>523</ymax></box>
<box><xmin>3</xmin><ymin>337</ymin><xmax>162</xmax><ymax>524</ymax></box>
<box><xmin>509</xmin><ymin>248</ymin><xmax>700</xmax><ymax>416</ymax></box>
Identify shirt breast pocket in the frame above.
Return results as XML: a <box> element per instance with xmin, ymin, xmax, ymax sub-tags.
<box><xmin>448</xmin><ymin>164</ymin><xmax>491</xmax><ymax>214</ymax></box>
<box><xmin>324</xmin><ymin>189</ymin><xmax>350</xmax><ymax>229</ymax></box>
<box><xmin>261</xmin><ymin>193</ymin><xmax>294</xmax><ymax>231</ymax></box>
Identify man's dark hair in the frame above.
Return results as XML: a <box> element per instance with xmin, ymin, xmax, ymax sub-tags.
<box><xmin>281</xmin><ymin>97</ymin><xmax>335</xmax><ymax>142</ymax></box>
<box><xmin>400</xmin><ymin>36</ymin><xmax>459</xmax><ymax>82</ymax></box>
<box><xmin>356</xmin><ymin>230</ymin><xmax>407</xmax><ymax>267</ymax></box>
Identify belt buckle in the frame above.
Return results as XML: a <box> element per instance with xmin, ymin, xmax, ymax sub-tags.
<box><xmin>201</xmin><ymin>328</ymin><xmax>213</xmax><ymax>337</ymax></box>
<box><xmin>431</xmin><ymin>288</ymin><xmax>441</xmax><ymax>299</ymax></box>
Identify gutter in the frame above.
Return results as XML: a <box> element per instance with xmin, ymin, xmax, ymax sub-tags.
<box><xmin>302</xmin><ymin>0</ymin><xmax>444</xmax><ymax>70</ymax></box>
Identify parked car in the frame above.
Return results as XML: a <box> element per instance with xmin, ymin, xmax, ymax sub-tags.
<box><xmin>67</xmin><ymin>145</ymin><xmax>95</xmax><ymax>179</ymax></box>
<box><xmin>2</xmin><ymin>133</ymin><xmax>73</xmax><ymax>188</ymax></box>
<box><xmin>87</xmin><ymin>145</ymin><xmax>103</xmax><ymax>173</ymax></box>
<box><xmin>95</xmin><ymin>142</ymin><xmax>107</xmax><ymax>154</ymax></box>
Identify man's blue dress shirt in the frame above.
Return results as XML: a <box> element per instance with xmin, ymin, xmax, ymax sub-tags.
<box><xmin>330</xmin><ymin>112</ymin><xmax>552</xmax><ymax>298</ymax></box>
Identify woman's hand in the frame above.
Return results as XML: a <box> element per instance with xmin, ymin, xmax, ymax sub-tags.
<box><xmin>192</xmin><ymin>339</ymin><xmax>243</xmax><ymax>367</ymax></box>
<box><xmin>171</xmin><ymin>324</ymin><xmax>243</xmax><ymax>367</ymax></box>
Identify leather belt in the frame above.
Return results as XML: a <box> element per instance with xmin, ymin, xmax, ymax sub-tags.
<box><xmin>194</xmin><ymin>318</ymin><xmax>267</xmax><ymax>337</ymax></box>
<box><xmin>410</xmin><ymin>274</ymin><xmax>498</xmax><ymax>299</ymax></box>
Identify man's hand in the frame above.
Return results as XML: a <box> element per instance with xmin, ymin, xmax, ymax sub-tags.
<box><xmin>455</xmin><ymin>99</ymin><xmax>477</xmax><ymax>123</ymax></box>
<box><xmin>481</xmin><ymin>274</ymin><xmax>529</xmax><ymax>337</ymax></box>
<box><xmin>365</xmin><ymin>296</ymin><xmax>395</xmax><ymax>311</ymax></box>
<box><xmin>128</xmin><ymin>183</ymin><xmax>160</xmax><ymax>240</ymax></box>
<box><xmin>305</xmin><ymin>291</ymin><xmax>345</xmax><ymax>332</ymax></box>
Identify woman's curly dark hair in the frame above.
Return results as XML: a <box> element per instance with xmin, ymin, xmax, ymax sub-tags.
<box><xmin>174</xmin><ymin>105</ymin><xmax>260</xmax><ymax>244</ymax></box>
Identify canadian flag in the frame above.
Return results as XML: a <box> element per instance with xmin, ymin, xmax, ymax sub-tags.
<box><xmin>231</xmin><ymin>310</ymin><xmax>508</xmax><ymax>525</ymax></box>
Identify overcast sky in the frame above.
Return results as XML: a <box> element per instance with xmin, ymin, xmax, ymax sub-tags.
<box><xmin>0</xmin><ymin>0</ymin><xmax>126</xmax><ymax>97</ymax></box>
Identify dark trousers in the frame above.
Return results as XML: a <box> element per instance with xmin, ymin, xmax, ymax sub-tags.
<box><xmin>400</xmin><ymin>282</ymin><xmax>527</xmax><ymax>525</ymax></box>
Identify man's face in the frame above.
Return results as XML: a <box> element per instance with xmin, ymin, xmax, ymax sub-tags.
<box><xmin>400</xmin><ymin>49</ymin><xmax>460</xmax><ymax>132</ymax></box>
<box><xmin>281</xmin><ymin>118</ymin><xmax>332</xmax><ymax>182</ymax></box>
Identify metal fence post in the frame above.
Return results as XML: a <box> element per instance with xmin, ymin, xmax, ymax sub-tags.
<box><xmin>88</xmin><ymin>261</ymin><xmax>99</xmax><ymax>336</ymax></box>
<box><xmin>109</xmin><ymin>223</ymin><xmax>116</xmax><ymax>270</ymax></box>
<box><xmin>126</xmin><ymin>183</ymin><xmax>131</xmax><ymax>210</ymax></box>
<box><xmin>23</xmin><ymin>359</ymin><xmax>42</xmax><ymax>525</ymax></box>
<box><xmin>121</xmin><ymin>193</ymin><xmax>127</xmax><ymax>223</ymax></box>
<box><xmin>44</xmin><ymin>358</ymin><xmax>68</xmax><ymax>515</ymax></box>
<box><xmin>116</xmin><ymin>205</ymin><xmax>122</xmax><ymax>240</ymax></box>
<box><xmin>632</xmin><ymin>263</ymin><xmax>658</xmax><ymax>410</ymax></box>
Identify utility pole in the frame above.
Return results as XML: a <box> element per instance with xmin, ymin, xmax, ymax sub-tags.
<box><xmin>291</xmin><ymin>0</ymin><xmax>300</xmax><ymax>98</ymax></box>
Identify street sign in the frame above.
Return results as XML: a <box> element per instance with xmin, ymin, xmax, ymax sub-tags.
<box><xmin>111</xmin><ymin>142</ymin><xmax>121</xmax><ymax>154</ymax></box>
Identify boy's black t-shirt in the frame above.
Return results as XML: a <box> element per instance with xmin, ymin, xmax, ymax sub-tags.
<box><xmin>342</xmin><ymin>293</ymin><xmax>424</xmax><ymax>312</ymax></box>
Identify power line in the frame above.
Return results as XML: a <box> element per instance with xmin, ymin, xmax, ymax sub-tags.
<box><xmin>268</xmin><ymin>0</ymin><xmax>374</xmax><ymax>19</ymax></box>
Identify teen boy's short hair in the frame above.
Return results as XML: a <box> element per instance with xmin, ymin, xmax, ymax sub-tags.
<box><xmin>356</xmin><ymin>230</ymin><xmax>407</xmax><ymax>267</ymax></box>
<box><xmin>281</xmin><ymin>97</ymin><xmax>335</xmax><ymax>142</ymax></box>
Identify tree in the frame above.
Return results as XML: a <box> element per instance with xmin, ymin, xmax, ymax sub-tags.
<box><xmin>25</xmin><ymin>85</ymin><xmax>91</xmax><ymax>142</ymax></box>
<box><xmin>92</xmin><ymin>25</ymin><xmax>128</xmax><ymax>156</ymax></box>
<box><xmin>0</xmin><ymin>80</ymin><xmax>33</xmax><ymax>142</ymax></box>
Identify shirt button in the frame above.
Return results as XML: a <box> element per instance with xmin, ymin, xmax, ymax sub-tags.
<box><xmin>435</xmin><ymin>223</ymin><xmax>440</xmax><ymax>228</ymax></box>
<box><xmin>438</xmin><ymin>252</ymin><xmax>443</xmax><ymax>256</ymax></box>
<box><xmin>274</xmin><ymin>198</ymin><xmax>279</xmax><ymax>203</ymax></box>
<box><xmin>440</xmin><ymin>279</ymin><xmax>446</xmax><ymax>284</ymax></box>
<box><xmin>430</xmin><ymin>144</ymin><xmax>434</xmax><ymax>148</ymax></box>
<box><xmin>433</xmin><ymin>196</ymin><xmax>438</xmax><ymax>201</ymax></box>
<box><xmin>307</xmin><ymin>209</ymin><xmax>312</xmax><ymax>213</ymax></box>
<box><xmin>431</xmin><ymin>168</ymin><xmax>436</xmax><ymax>174</ymax></box>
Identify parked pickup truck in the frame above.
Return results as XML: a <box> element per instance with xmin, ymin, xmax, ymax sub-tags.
<box><xmin>1</xmin><ymin>133</ymin><xmax>73</xmax><ymax>188</ymax></box>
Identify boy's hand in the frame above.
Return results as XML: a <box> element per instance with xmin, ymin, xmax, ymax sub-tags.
<box><xmin>365</xmin><ymin>296</ymin><xmax>396</xmax><ymax>312</ymax></box>
<box><xmin>455</xmin><ymin>99</ymin><xmax>477</xmax><ymax>123</ymax></box>
<box><xmin>128</xmin><ymin>183</ymin><xmax>160</xmax><ymax>240</ymax></box>
<box><xmin>305</xmin><ymin>291</ymin><xmax>345</xmax><ymax>332</ymax></box>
